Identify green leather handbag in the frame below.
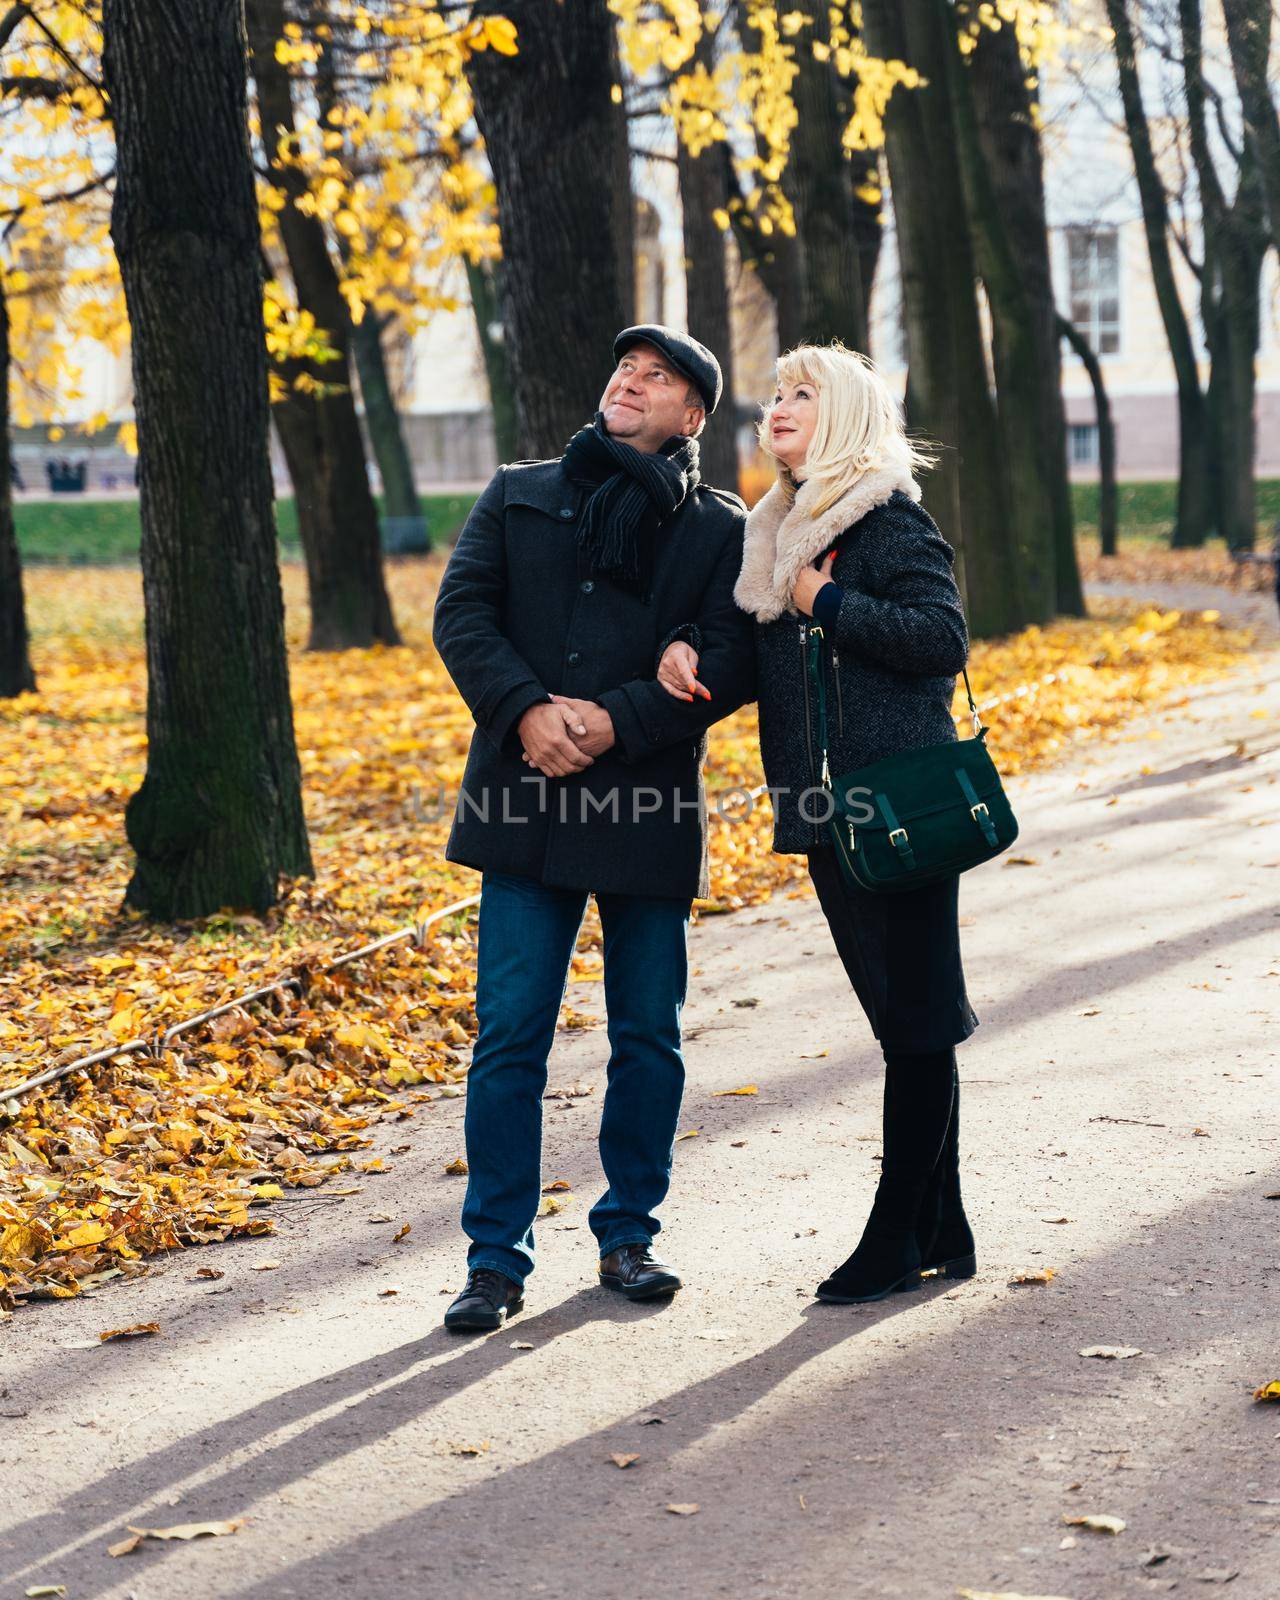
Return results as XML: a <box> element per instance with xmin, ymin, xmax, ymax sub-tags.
<box><xmin>805</xmin><ymin>621</ymin><xmax>1019</xmax><ymax>894</ymax></box>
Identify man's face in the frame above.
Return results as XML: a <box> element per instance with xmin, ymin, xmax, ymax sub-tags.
<box><xmin>599</xmin><ymin>342</ymin><xmax>704</xmax><ymax>453</ymax></box>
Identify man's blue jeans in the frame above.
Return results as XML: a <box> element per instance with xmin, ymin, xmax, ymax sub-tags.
<box><xmin>461</xmin><ymin>870</ymin><xmax>691</xmax><ymax>1286</ymax></box>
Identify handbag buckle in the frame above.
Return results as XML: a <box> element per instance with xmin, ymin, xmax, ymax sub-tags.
<box><xmin>888</xmin><ymin>827</ymin><xmax>909</xmax><ymax>847</ymax></box>
<box><xmin>970</xmin><ymin>802</ymin><xmax>989</xmax><ymax>821</ymax></box>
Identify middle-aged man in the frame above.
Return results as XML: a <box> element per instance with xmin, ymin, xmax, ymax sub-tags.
<box><xmin>431</xmin><ymin>325</ymin><xmax>756</xmax><ymax>1332</ymax></box>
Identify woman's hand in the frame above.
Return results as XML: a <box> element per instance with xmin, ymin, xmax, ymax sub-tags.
<box><xmin>657</xmin><ymin>640</ymin><xmax>710</xmax><ymax>702</ymax></box>
<box><xmin>792</xmin><ymin>551</ymin><xmax>837</xmax><ymax>617</ymax></box>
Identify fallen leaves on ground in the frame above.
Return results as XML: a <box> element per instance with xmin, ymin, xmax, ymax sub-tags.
<box><xmin>0</xmin><ymin>559</ymin><xmax>1261</xmax><ymax>1308</ymax></box>
<box><xmin>712</xmin><ymin>1084</ymin><xmax>758</xmax><ymax>1097</ymax></box>
<box><xmin>1062</xmin><ymin>1512</ymin><xmax>1126</xmax><ymax>1534</ymax></box>
<box><xmin>1079</xmin><ymin>1345</ymin><xmax>1141</xmax><ymax>1359</ymax></box>
<box><xmin>1253</xmin><ymin>1380</ymin><xmax>1280</xmax><ymax>1402</ymax></box>
<box><xmin>609</xmin><ymin>1453</ymin><xmax>639</xmax><ymax>1469</ymax></box>
<box><xmin>559</xmin><ymin>1008</ymin><xmax>599</xmax><ymax>1031</ymax></box>
<box><xmin>108</xmin><ymin>1519</ymin><xmax>242</xmax><ymax>1556</ymax></box>
<box><xmin>957</xmin><ymin>1590</ymin><xmax>1078</xmax><ymax>1600</ymax></box>
<box><xmin>665</xmin><ymin>1503</ymin><xmax>699</xmax><ymax>1516</ymax></box>
<box><xmin>1078</xmin><ymin>538</ymin><xmax>1276</xmax><ymax>595</ymax></box>
<box><xmin>1009</xmin><ymin>1268</ymin><xmax>1057</xmax><ymax>1285</ymax></box>
<box><xmin>956</xmin><ymin>1590</ymin><xmax>1077</xmax><ymax>1600</ymax></box>
<box><xmin>97</xmin><ymin>1322</ymin><xmax>158</xmax><ymax>1342</ymax></box>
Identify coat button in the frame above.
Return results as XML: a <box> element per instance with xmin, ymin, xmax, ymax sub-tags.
<box><xmin>559</xmin><ymin>507</ymin><xmax>574</xmax><ymax>519</ymax></box>
<box><xmin>568</xmin><ymin>650</ymin><xmax>582</xmax><ymax>666</ymax></box>
<box><xmin>580</xmin><ymin>579</ymin><xmax>594</xmax><ymax>594</ymax></box>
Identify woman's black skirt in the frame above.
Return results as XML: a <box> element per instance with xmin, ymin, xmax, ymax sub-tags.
<box><xmin>806</xmin><ymin>845</ymin><xmax>979</xmax><ymax>1054</ymax></box>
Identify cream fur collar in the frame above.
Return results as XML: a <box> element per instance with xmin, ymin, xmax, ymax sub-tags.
<box><xmin>733</xmin><ymin>467</ymin><xmax>921</xmax><ymax>623</ymax></box>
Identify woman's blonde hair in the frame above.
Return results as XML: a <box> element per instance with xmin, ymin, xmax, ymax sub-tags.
<box><xmin>756</xmin><ymin>341</ymin><xmax>936</xmax><ymax>517</ymax></box>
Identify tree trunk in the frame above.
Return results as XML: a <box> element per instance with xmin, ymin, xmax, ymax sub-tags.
<box><xmin>350</xmin><ymin>309</ymin><xmax>427</xmax><ymax>540</ymax></box>
<box><xmin>608</xmin><ymin>14</ymin><xmax>636</xmax><ymax>326</ymax></box>
<box><xmin>313</xmin><ymin>39</ymin><xmax>425</xmax><ymax>544</ymax></box>
<box><xmin>942</xmin><ymin>1</ymin><xmax>1056</xmax><ymax>625</ymax></box>
<box><xmin>247</xmin><ymin>0</ymin><xmax>400</xmax><ymax>649</ymax></box>
<box><xmin>786</xmin><ymin>0</ymin><xmax>868</xmax><ymax>351</ymax></box>
<box><xmin>102</xmin><ymin>0</ymin><xmax>312</xmax><ymax>918</ymax></box>
<box><xmin>464</xmin><ymin>254</ymin><xmax>519</xmax><ymax>464</ymax></box>
<box><xmin>1205</xmin><ymin>228</ymin><xmax>1263</xmax><ymax>552</ymax></box>
<box><xmin>1103</xmin><ymin>0</ymin><xmax>1211</xmax><ymax>548</ymax></box>
<box><xmin>851</xmin><ymin>154</ymin><xmax>884</xmax><ymax>318</ymax></box>
<box><xmin>467</xmin><ymin>0</ymin><xmax>628</xmax><ymax>458</ymax></box>
<box><xmin>0</xmin><ymin>269</ymin><xmax>36</xmax><ymax>698</ymax></box>
<box><xmin>965</xmin><ymin>4</ymin><xmax>1083</xmax><ymax>617</ymax></box>
<box><xmin>861</xmin><ymin>0</ymin><xmax>1022</xmax><ymax>639</ymax></box>
<box><xmin>1220</xmin><ymin>0</ymin><xmax>1280</xmax><ymax>259</ymax></box>
<box><xmin>1180</xmin><ymin>0</ymin><xmax>1266</xmax><ymax>552</ymax></box>
<box><xmin>676</xmin><ymin>28</ymin><xmax>738</xmax><ymax>492</ymax></box>
<box><xmin>1057</xmin><ymin>314</ymin><xmax>1118</xmax><ymax>558</ymax></box>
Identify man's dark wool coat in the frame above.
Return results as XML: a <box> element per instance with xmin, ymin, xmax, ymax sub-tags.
<box><xmin>432</xmin><ymin>457</ymin><xmax>756</xmax><ymax>901</ymax></box>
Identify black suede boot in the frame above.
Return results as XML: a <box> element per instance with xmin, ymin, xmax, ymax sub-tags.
<box><xmin>915</xmin><ymin>1060</ymin><xmax>977</xmax><ymax>1279</ymax></box>
<box><xmin>816</xmin><ymin>1045</ymin><xmax>954</xmax><ymax>1304</ymax></box>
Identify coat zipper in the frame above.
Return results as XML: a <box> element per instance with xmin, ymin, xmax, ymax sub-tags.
<box><xmin>799</xmin><ymin>621</ymin><xmax>820</xmax><ymax>848</ymax></box>
<box><xmin>832</xmin><ymin>642</ymin><xmax>844</xmax><ymax>738</ymax></box>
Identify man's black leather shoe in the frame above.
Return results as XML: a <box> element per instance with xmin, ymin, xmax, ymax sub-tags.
<box><xmin>598</xmin><ymin>1243</ymin><xmax>682</xmax><ymax>1301</ymax></box>
<box><xmin>443</xmin><ymin>1268</ymin><xmax>524</xmax><ymax>1332</ymax></box>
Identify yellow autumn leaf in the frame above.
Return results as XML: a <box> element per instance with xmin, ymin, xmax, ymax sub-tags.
<box><xmin>106</xmin><ymin>1007</ymin><xmax>140</xmax><ymax>1041</ymax></box>
<box><xmin>1062</xmin><ymin>1512</ymin><xmax>1126</xmax><ymax>1534</ymax></box>
<box><xmin>1</xmin><ymin>1220</ymin><xmax>54</xmax><ymax>1264</ymax></box>
<box><xmin>59</xmin><ymin>1221</ymin><xmax>111</xmax><ymax>1250</ymax></box>
<box><xmin>957</xmin><ymin>1591</ymin><xmax>1077</xmax><ymax>1600</ymax></box>
<box><xmin>483</xmin><ymin>16</ymin><xmax>518</xmax><ymax>54</ymax></box>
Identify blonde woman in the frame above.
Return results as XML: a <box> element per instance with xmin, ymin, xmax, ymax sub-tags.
<box><xmin>658</xmin><ymin>343</ymin><xmax>979</xmax><ymax>1304</ymax></box>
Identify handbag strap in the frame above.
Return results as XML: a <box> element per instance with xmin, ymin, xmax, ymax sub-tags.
<box><xmin>813</xmin><ymin>524</ymin><xmax>986</xmax><ymax>739</ymax></box>
<box><xmin>806</xmin><ymin>620</ymin><xmax>986</xmax><ymax>752</ymax></box>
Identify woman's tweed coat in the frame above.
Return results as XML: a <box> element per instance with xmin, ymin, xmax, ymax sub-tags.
<box><xmin>732</xmin><ymin>467</ymin><xmax>971</xmax><ymax>854</ymax></box>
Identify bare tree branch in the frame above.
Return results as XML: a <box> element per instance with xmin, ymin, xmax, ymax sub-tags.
<box><xmin>0</xmin><ymin>2</ymin><xmax>30</xmax><ymax>54</ymax></box>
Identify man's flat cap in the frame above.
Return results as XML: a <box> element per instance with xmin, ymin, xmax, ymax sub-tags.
<box><xmin>613</xmin><ymin>324</ymin><xmax>723</xmax><ymax>416</ymax></box>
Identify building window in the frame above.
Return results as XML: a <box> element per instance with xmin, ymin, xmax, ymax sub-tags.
<box><xmin>1069</xmin><ymin>423</ymin><xmax>1100</xmax><ymax>464</ymax></box>
<box><xmin>1066</xmin><ymin>227</ymin><xmax>1121</xmax><ymax>354</ymax></box>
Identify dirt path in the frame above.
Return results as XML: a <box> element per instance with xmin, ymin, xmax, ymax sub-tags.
<box><xmin>4</xmin><ymin>615</ymin><xmax>1278</xmax><ymax>1600</ymax></box>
